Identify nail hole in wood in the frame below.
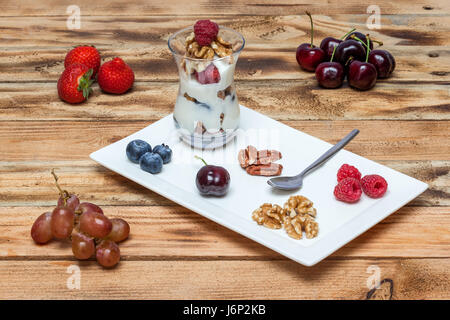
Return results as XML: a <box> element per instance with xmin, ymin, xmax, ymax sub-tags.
<box><xmin>428</xmin><ymin>52</ymin><xmax>439</xmax><ymax>58</ymax></box>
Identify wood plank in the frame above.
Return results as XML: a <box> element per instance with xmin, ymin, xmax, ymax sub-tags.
<box><xmin>0</xmin><ymin>82</ymin><xmax>449</xmax><ymax>121</ymax></box>
<box><xmin>0</xmin><ymin>259</ymin><xmax>448</xmax><ymax>299</ymax></box>
<box><xmin>0</xmin><ymin>15</ymin><xmax>449</xmax><ymax>49</ymax></box>
<box><xmin>0</xmin><ymin>160</ymin><xmax>447</xmax><ymax>207</ymax></box>
<box><xmin>2</xmin><ymin>0</ymin><xmax>450</xmax><ymax>16</ymax></box>
<box><xmin>1</xmin><ymin>46</ymin><xmax>449</xmax><ymax>83</ymax></box>
<box><xmin>1</xmin><ymin>206</ymin><xmax>449</xmax><ymax>259</ymax></box>
<box><xmin>0</xmin><ymin>121</ymin><xmax>448</xmax><ymax>160</ymax></box>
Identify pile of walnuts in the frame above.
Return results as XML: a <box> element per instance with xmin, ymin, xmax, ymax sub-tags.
<box><xmin>252</xmin><ymin>195</ymin><xmax>319</xmax><ymax>239</ymax></box>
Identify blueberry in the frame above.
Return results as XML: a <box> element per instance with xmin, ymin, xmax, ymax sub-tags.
<box><xmin>126</xmin><ymin>139</ymin><xmax>151</xmax><ymax>163</ymax></box>
<box><xmin>152</xmin><ymin>144</ymin><xmax>172</xmax><ymax>164</ymax></box>
<box><xmin>139</xmin><ymin>152</ymin><xmax>163</xmax><ymax>174</ymax></box>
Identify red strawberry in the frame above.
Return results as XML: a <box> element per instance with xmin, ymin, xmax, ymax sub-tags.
<box><xmin>195</xmin><ymin>63</ymin><xmax>220</xmax><ymax>84</ymax></box>
<box><xmin>57</xmin><ymin>64</ymin><xmax>94</xmax><ymax>104</ymax></box>
<box><xmin>64</xmin><ymin>46</ymin><xmax>101</xmax><ymax>77</ymax></box>
<box><xmin>97</xmin><ymin>57</ymin><xmax>135</xmax><ymax>94</ymax></box>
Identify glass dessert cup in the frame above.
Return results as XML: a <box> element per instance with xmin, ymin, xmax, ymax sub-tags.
<box><xmin>168</xmin><ymin>26</ymin><xmax>245</xmax><ymax>149</ymax></box>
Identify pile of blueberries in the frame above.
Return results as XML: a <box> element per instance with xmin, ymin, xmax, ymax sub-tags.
<box><xmin>126</xmin><ymin>139</ymin><xmax>172</xmax><ymax>173</ymax></box>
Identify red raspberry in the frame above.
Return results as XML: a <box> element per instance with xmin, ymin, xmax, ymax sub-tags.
<box><xmin>195</xmin><ymin>63</ymin><xmax>220</xmax><ymax>84</ymax></box>
<box><xmin>337</xmin><ymin>164</ymin><xmax>362</xmax><ymax>182</ymax></box>
<box><xmin>194</xmin><ymin>19</ymin><xmax>219</xmax><ymax>46</ymax></box>
<box><xmin>361</xmin><ymin>175</ymin><xmax>388</xmax><ymax>198</ymax></box>
<box><xmin>334</xmin><ymin>178</ymin><xmax>362</xmax><ymax>203</ymax></box>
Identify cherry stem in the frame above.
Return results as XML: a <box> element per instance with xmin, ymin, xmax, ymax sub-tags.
<box><xmin>345</xmin><ymin>56</ymin><xmax>354</xmax><ymax>66</ymax></box>
<box><xmin>305</xmin><ymin>11</ymin><xmax>314</xmax><ymax>47</ymax></box>
<box><xmin>368</xmin><ymin>35</ymin><xmax>383</xmax><ymax>46</ymax></box>
<box><xmin>365</xmin><ymin>35</ymin><xmax>370</xmax><ymax>62</ymax></box>
<box><xmin>194</xmin><ymin>155</ymin><xmax>208</xmax><ymax>166</ymax></box>
<box><xmin>350</xmin><ymin>34</ymin><xmax>369</xmax><ymax>50</ymax></box>
<box><xmin>330</xmin><ymin>45</ymin><xmax>337</xmax><ymax>62</ymax></box>
<box><xmin>340</xmin><ymin>28</ymin><xmax>356</xmax><ymax>40</ymax></box>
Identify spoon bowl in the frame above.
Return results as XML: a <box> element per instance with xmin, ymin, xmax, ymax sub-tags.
<box><xmin>267</xmin><ymin>176</ymin><xmax>303</xmax><ymax>191</ymax></box>
<box><xmin>268</xmin><ymin>129</ymin><xmax>359</xmax><ymax>191</ymax></box>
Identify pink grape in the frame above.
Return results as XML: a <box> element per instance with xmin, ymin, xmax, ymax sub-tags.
<box><xmin>96</xmin><ymin>240</ymin><xmax>120</xmax><ymax>268</ymax></box>
<box><xmin>106</xmin><ymin>218</ymin><xmax>130</xmax><ymax>243</ymax></box>
<box><xmin>76</xmin><ymin>202</ymin><xmax>104</xmax><ymax>215</ymax></box>
<box><xmin>72</xmin><ymin>231</ymin><xmax>95</xmax><ymax>260</ymax></box>
<box><xmin>31</xmin><ymin>212</ymin><xmax>53</xmax><ymax>244</ymax></box>
<box><xmin>57</xmin><ymin>194</ymin><xmax>80</xmax><ymax>211</ymax></box>
<box><xmin>51</xmin><ymin>207</ymin><xmax>74</xmax><ymax>239</ymax></box>
<box><xmin>79</xmin><ymin>211</ymin><xmax>112</xmax><ymax>238</ymax></box>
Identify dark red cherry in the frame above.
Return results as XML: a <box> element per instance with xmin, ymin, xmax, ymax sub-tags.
<box><xmin>348</xmin><ymin>60</ymin><xmax>378</xmax><ymax>91</ymax></box>
<box><xmin>335</xmin><ymin>40</ymin><xmax>366</xmax><ymax>65</ymax></box>
<box><xmin>368</xmin><ymin>49</ymin><xmax>396</xmax><ymax>78</ymax></box>
<box><xmin>315</xmin><ymin>62</ymin><xmax>345</xmax><ymax>88</ymax></box>
<box><xmin>296</xmin><ymin>44</ymin><xmax>326</xmax><ymax>71</ymax></box>
<box><xmin>295</xmin><ymin>11</ymin><xmax>325</xmax><ymax>72</ymax></box>
<box><xmin>195</xmin><ymin>157</ymin><xmax>230</xmax><ymax>197</ymax></box>
<box><xmin>345</xmin><ymin>32</ymin><xmax>373</xmax><ymax>50</ymax></box>
<box><xmin>319</xmin><ymin>37</ymin><xmax>342</xmax><ymax>61</ymax></box>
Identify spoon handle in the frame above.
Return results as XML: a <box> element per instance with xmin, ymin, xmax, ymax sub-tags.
<box><xmin>298</xmin><ymin>129</ymin><xmax>360</xmax><ymax>177</ymax></box>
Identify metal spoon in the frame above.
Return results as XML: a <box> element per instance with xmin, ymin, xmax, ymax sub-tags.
<box><xmin>267</xmin><ymin>129</ymin><xmax>360</xmax><ymax>191</ymax></box>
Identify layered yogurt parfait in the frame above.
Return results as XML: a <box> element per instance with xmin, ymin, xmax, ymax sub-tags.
<box><xmin>168</xmin><ymin>20</ymin><xmax>245</xmax><ymax>148</ymax></box>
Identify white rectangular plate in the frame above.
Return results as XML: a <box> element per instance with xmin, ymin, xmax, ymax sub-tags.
<box><xmin>90</xmin><ymin>105</ymin><xmax>427</xmax><ymax>266</ymax></box>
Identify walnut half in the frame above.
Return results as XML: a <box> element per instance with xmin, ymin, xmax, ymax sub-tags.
<box><xmin>252</xmin><ymin>195</ymin><xmax>319</xmax><ymax>240</ymax></box>
<box><xmin>252</xmin><ymin>203</ymin><xmax>283</xmax><ymax>229</ymax></box>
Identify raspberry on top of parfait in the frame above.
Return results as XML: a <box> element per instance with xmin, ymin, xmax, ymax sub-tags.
<box><xmin>194</xmin><ymin>19</ymin><xmax>219</xmax><ymax>46</ymax></box>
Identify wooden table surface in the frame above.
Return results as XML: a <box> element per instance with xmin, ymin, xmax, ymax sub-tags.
<box><xmin>0</xmin><ymin>0</ymin><xmax>449</xmax><ymax>300</ymax></box>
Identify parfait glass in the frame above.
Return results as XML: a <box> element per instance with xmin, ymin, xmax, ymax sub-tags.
<box><xmin>168</xmin><ymin>26</ymin><xmax>245</xmax><ymax>149</ymax></box>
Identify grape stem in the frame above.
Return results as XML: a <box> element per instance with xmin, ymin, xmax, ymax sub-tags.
<box><xmin>51</xmin><ymin>169</ymin><xmax>69</xmax><ymax>205</ymax></box>
<box><xmin>194</xmin><ymin>155</ymin><xmax>208</xmax><ymax>166</ymax></box>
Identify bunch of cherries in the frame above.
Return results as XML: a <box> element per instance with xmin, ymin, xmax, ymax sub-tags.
<box><xmin>296</xmin><ymin>12</ymin><xmax>396</xmax><ymax>90</ymax></box>
<box><xmin>31</xmin><ymin>170</ymin><xmax>130</xmax><ymax>268</ymax></box>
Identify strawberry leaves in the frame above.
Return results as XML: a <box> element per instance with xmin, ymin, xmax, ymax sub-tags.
<box><xmin>77</xmin><ymin>68</ymin><xmax>94</xmax><ymax>99</ymax></box>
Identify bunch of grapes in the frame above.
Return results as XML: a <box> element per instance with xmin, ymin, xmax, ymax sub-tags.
<box><xmin>31</xmin><ymin>170</ymin><xmax>130</xmax><ymax>268</ymax></box>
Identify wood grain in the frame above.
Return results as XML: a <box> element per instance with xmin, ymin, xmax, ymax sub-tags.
<box><xmin>1</xmin><ymin>206</ymin><xmax>449</xmax><ymax>259</ymax></box>
<box><xmin>1</xmin><ymin>15</ymin><xmax>449</xmax><ymax>48</ymax></box>
<box><xmin>0</xmin><ymin>45</ymin><xmax>449</xmax><ymax>83</ymax></box>
<box><xmin>0</xmin><ymin>160</ymin><xmax>447</xmax><ymax>207</ymax></box>
<box><xmin>0</xmin><ymin>121</ymin><xmax>448</xmax><ymax>161</ymax></box>
<box><xmin>0</xmin><ymin>259</ymin><xmax>448</xmax><ymax>299</ymax></box>
<box><xmin>1</xmin><ymin>0</ymin><xmax>450</xmax><ymax>16</ymax></box>
<box><xmin>0</xmin><ymin>82</ymin><xmax>449</xmax><ymax>121</ymax></box>
<box><xmin>0</xmin><ymin>0</ymin><xmax>449</xmax><ymax>300</ymax></box>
